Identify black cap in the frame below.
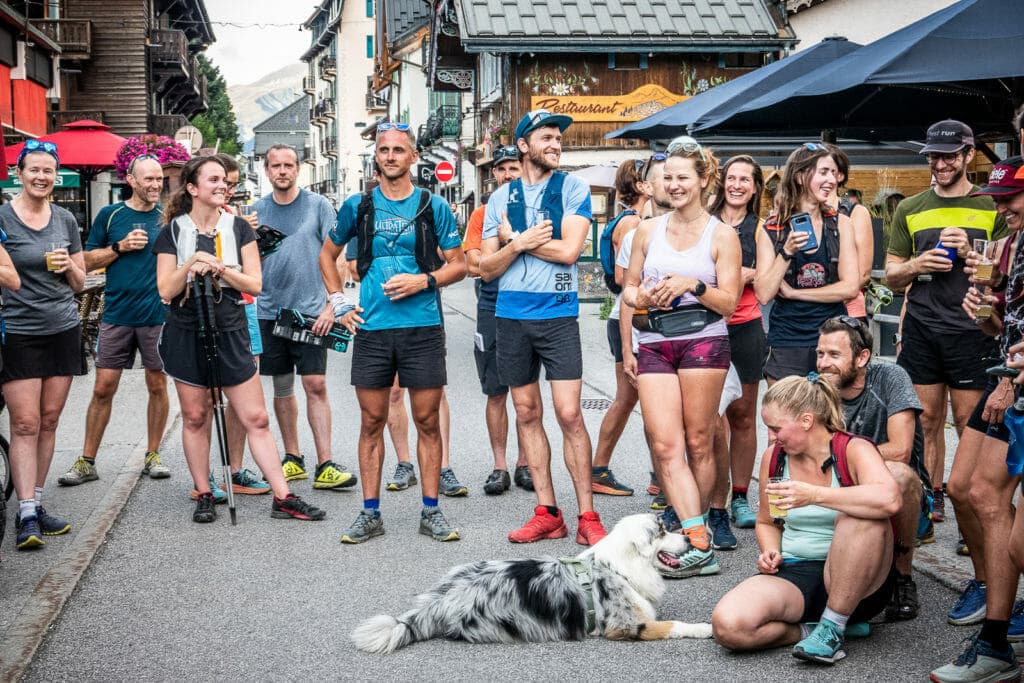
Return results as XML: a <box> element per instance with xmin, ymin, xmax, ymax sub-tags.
<box><xmin>492</xmin><ymin>145</ymin><xmax>518</xmax><ymax>165</ymax></box>
<box><xmin>921</xmin><ymin>120</ymin><xmax>974</xmax><ymax>154</ymax></box>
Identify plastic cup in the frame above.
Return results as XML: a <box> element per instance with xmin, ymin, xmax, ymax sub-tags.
<box><xmin>768</xmin><ymin>476</ymin><xmax>788</xmax><ymax>519</ymax></box>
<box><xmin>45</xmin><ymin>241</ymin><xmax>66</xmax><ymax>272</ymax></box>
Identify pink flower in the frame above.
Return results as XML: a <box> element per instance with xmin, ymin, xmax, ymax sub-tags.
<box><xmin>114</xmin><ymin>135</ymin><xmax>192</xmax><ymax>179</ymax></box>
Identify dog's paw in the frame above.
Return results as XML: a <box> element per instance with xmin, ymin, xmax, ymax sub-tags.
<box><xmin>669</xmin><ymin>621</ymin><xmax>713</xmax><ymax>639</ymax></box>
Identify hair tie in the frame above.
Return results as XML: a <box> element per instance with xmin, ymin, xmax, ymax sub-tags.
<box><xmin>806</xmin><ymin>371</ymin><xmax>820</xmax><ymax>384</ymax></box>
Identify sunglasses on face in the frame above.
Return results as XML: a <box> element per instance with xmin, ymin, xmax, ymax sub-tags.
<box><xmin>18</xmin><ymin>139</ymin><xmax>59</xmax><ymax>166</ymax></box>
<box><xmin>666</xmin><ymin>138</ymin><xmax>706</xmax><ymax>162</ymax></box>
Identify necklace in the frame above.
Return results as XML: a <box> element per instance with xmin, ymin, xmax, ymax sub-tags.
<box><xmin>672</xmin><ymin>210</ymin><xmax>707</xmax><ymax>228</ymax></box>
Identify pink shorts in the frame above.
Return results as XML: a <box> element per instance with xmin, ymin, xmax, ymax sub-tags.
<box><xmin>637</xmin><ymin>335</ymin><xmax>731</xmax><ymax>374</ymax></box>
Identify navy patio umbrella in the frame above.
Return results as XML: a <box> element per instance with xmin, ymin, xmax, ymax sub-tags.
<box><xmin>691</xmin><ymin>0</ymin><xmax>1024</xmax><ymax>140</ymax></box>
<box><xmin>605</xmin><ymin>37</ymin><xmax>862</xmax><ymax>141</ymax></box>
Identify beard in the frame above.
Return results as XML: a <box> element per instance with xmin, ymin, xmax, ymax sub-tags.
<box><xmin>823</xmin><ymin>363</ymin><xmax>859</xmax><ymax>390</ymax></box>
<box><xmin>935</xmin><ymin>165</ymin><xmax>967</xmax><ymax>189</ymax></box>
<box><xmin>527</xmin><ymin>147</ymin><xmax>558</xmax><ymax>173</ymax></box>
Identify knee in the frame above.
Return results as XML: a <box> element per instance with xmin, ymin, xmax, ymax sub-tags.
<box><xmin>144</xmin><ymin>371</ymin><xmax>167</xmax><ymax>395</ymax></box>
<box><xmin>968</xmin><ymin>479</ymin><xmax>1002</xmax><ymax>518</ymax></box>
<box><xmin>92</xmin><ymin>383</ymin><xmax>117</xmax><ymax>403</ymax></box>
<box><xmin>947</xmin><ymin>474</ymin><xmax>970</xmax><ymax>505</ymax></box>
<box><xmin>886</xmin><ymin>463</ymin><xmax>920</xmax><ymax>502</ymax></box>
<box><xmin>241</xmin><ymin>408</ymin><xmax>271</xmax><ymax>432</ymax></box>
<box><xmin>648</xmin><ymin>437</ymin><xmax>681</xmax><ymax>464</ymax></box>
<box><xmin>412</xmin><ymin>411</ymin><xmax>440</xmax><ymax>434</ymax></box>
<box><xmin>513</xmin><ymin>399</ymin><xmax>543</xmax><ymax>425</ymax></box>
<box><xmin>38</xmin><ymin>410</ymin><xmax>63</xmax><ymax>433</ymax></box>
<box><xmin>919</xmin><ymin>409</ymin><xmax>943</xmax><ymax>433</ymax></box>
<box><xmin>684</xmin><ymin>431</ymin><xmax>713</xmax><ymax>459</ymax></box>
<box><xmin>302</xmin><ymin>376</ymin><xmax>328</xmax><ymax>399</ymax></box>
<box><xmin>10</xmin><ymin>413</ymin><xmax>40</xmax><ymax>438</ymax></box>
<box><xmin>553</xmin><ymin>404</ymin><xmax>584</xmax><ymax>431</ymax></box>
<box><xmin>485</xmin><ymin>394</ymin><xmax>507</xmax><ymax>410</ymax></box>
<box><xmin>360</xmin><ymin>412</ymin><xmax>387</xmax><ymax>436</ymax></box>
<box><xmin>181</xmin><ymin>405</ymin><xmax>209</xmax><ymax>431</ymax></box>
<box><xmin>727</xmin><ymin>408</ymin><xmax>755</xmax><ymax>433</ymax></box>
<box><xmin>710</xmin><ymin>607</ymin><xmax>751</xmax><ymax>651</ymax></box>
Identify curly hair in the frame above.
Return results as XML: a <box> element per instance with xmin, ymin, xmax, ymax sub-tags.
<box><xmin>162</xmin><ymin>156</ymin><xmax>227</xmax><ymax>226</ymax></box>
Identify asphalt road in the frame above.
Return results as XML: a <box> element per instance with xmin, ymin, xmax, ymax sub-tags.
<box><xmin>14</xmin><ymin>279</ymin><xmax>989</xmax><ymax>680</ymax></box>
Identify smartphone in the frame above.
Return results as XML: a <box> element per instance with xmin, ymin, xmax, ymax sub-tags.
<box><xmin>790</xmin><ymin>212</ymin><xmax>817</xmax><ymax>252</ymax></box>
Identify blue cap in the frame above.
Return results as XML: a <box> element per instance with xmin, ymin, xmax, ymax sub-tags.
<box><xmin>514</xmin><ymin>109</ymin><xmax>573</xmax><ymax>142</ymax></box>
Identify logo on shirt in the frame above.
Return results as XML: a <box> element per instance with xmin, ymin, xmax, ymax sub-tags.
<box><xmin>796</xmin><ymin>262</ymin><xmax>827</xmax><ymax>288</ymax></box>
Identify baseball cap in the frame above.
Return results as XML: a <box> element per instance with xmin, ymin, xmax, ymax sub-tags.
<box><xmin>971</xmin><ymin>156</ymin><xmax>1024</xmax><ymax>197</ymax></box>
<box><xmin>492</xmin><ymin>144</ymin><xmax>518</xmax><ymax>165</ymax></box>
<box><xmin>920</xmin><ymin>119</ymin><xmax>974</xmax><ymax>154</ymax></box>
<box><xmin>514</xmin><ymin>109</ymin><xmax>572</xmax><ymax>142</ymax></box>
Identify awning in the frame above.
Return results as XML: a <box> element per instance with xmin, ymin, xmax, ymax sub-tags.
<box><xmin>0</xmin><ymin>168</ymin><xmax>80</xmax><ymax>189</ymax></box>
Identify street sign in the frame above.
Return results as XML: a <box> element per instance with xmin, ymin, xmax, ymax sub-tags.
<box><xmin>435</xmin><ymin>161</ymin><xmax>455</xmax><ymax>183</ymax></box>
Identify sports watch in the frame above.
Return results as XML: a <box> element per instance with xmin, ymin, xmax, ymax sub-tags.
<box><xmin>425</xmin><ymin>273</ymin><xmax>437</xmax><ymax>291</ymax></box>
<box><xmin>693</xmin><ymin>280</ymin><xmax>707</xmax><ymax>297</ymax></box>
<box><xmin>110</xmin><ymin>240</ymin><xmax>122</xmax><ymax>255</ymax></box>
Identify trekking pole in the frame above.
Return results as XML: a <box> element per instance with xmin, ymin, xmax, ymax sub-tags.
<box><xmin>192</xmin><ymin>274</ymin><xmax>237</xmax><ymax>525</ymax></box>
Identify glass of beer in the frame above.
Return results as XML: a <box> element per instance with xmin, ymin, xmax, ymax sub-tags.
<box><xmin>974</xmin><ymin>286</ymin><xmax>993</xmax><ymax>321</ymax></box>
<box><xmin>768</xmin><ymin>476</ymin><xmax>788</xmax><ymax>519</ymax></box>
<box><xmin>45</xmin><ymin>240</ymin><xmax>67</xmax><ymax>272</ymax></box>
<box><xmin>973</xmin><ymin>239</ymin><xmax>995</xmax><ymax>285</ymax></box>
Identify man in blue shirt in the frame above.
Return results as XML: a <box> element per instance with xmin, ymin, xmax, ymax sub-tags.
<box><xmin>480</xmin><ymin>109</ymin><xmax>608</xmax><ymax>546</ymax></box>
<box><xmin>59</xmin><ymin>155</ymin><xmax>170</xmax><ymax>485</ymax></box>
<box><xmin>321</xmin><ymin>124</ymin><xmax>467</xmax><ymax>544</ymax></box>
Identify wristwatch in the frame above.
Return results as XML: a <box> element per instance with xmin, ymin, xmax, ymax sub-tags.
<box><xmin>110</xmin><ymin>240</ymin><xmax>121</xmax><ymax>255</ymax></box>
<box><xmin>779</xmin><ymin>249</ymin><xmax>795</xmax><ymax>261</ymax></box>
<box><xmin>693</xmin><ymin>280</ymin><xmax>707</xmax><ymax>296</ymax></box>
<box><xmin>425</xmin><ymin>273</ymin><xmax>437</xmax><ymax>291</ymax></box>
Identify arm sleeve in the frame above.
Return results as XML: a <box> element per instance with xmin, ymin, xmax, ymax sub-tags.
<box><xmin>85</xmin><ymin>206</ymin><xmax>112</xmax><ymax>250</ymax></box>
<box><xmin>152</xmin><ymin>225</ymin><xmax>175</xmax><ymax>256</ymax></box>
<box><xmin>235</xmin><ymin>217</ymin><xmax>256</xmax><ymax>248</ymax></box>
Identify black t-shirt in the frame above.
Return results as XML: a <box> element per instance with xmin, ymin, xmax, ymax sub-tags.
<box><xmin>152</xmin><ymin>216</ymin><xmax>256</xmax><ymax>331</ymax></box>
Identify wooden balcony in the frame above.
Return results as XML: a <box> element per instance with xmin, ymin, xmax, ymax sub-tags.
<box><xmin>149</xmin><ymin>29</ymin><xmax>188</xmax><ymax>78</ymax></box>
<box><xmin>149</xmin><ymin>113</ymin><xmax>188</xmax><ymax>138</ymax></box>
<box><xmin>320</xmin><ymin>136</ymin><xmax>338</xmax><ymax>158</ymax></box>
<box><xmin>49</xmin><ymin>109</ymin><xmax>103</xmax><ymax>133</ymax></box>
<box><xmin>302</xmin><ymin>76</ymin><xmax>316</xmax><ymax>95</ymax></box>
<box><xmin>35</xmin><ymin>19</ymin><xmax>92</xmax><ymax>60</ymax></box>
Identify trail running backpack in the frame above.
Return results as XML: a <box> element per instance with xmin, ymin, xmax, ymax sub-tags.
<box><xmin>599</xmin><ymin>208</ymin><xmax>637</xmax><ymax>294</ymax></box>
<box><xmin>354</xmin><ymin>187</ymin><xmax>444</xmax><ymax>279</ymax></box>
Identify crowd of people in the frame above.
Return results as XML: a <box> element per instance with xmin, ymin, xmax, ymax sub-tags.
<box><xmin>4</xmin><ymin>107</ymin><xmax>1024</xmax><ymax>681</ymax></box>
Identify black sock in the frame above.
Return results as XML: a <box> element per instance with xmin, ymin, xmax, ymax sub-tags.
<box><xmin>544</xmin><ymin>505</ymin><xmax>560</xmax><ymax>517</ymax></box>
<box><xmin>980</xmin><ymin>618</ymin><xmax>1010</xmax><ymax>651</ymax></box>
<box><xmin>83</xmin><ymin>456</ymin><xmax>95</xmax><ymax>464</ymax></box>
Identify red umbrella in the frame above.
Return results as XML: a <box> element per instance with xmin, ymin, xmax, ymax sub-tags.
<box><xmin>6</xmin><ymin>119</ymin><xmax>126</xmax><ymax>177</ymax></box>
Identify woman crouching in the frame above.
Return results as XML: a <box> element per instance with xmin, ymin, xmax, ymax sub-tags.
<box><xmin>711</xmin><ymin>373</ymin><xmax>900</xmax><ymax>665</ymax></box>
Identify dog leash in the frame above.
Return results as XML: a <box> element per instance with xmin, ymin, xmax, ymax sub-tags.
<box><xmin>559</xmin><ymin>557</ymin><xmax>597</xmax><ymax>635</ymax></box>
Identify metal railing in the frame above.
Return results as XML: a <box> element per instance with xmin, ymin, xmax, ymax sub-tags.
<box><xmin>319</xmin><ymin>56</ymin><xmax>337</xmax><ymax>80</ymax></box>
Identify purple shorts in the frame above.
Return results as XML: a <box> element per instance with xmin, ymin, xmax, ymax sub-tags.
<box><xmin>637</xmin><ymin>335</ymin><xmax>731</xmax><ymax>374</ymax></box>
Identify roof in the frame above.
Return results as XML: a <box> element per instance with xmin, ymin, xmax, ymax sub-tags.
<box><xmin>385</xmin><ymin>0</ymin><xmax>432</xmax><ymax>49</ymax></box>
<box><xmin>457</xmin><ymin>0</ymin><xmax>795</xmax><ymax>52</ymax></box>
<box><xmin>252</xmin><ymin>96</ymin><xmax>311</xmax><ymax>134</ymax></box>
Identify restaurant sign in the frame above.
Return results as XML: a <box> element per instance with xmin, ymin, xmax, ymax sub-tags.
<box><xmin>530</xmin><ymin>84</ymin><xmax>688</xmax><ymax>122</ymax></box>
<box><xmin>1</xmin><ymin>168</ymin><xmax>81</xmax><ymax>189</ymax></box>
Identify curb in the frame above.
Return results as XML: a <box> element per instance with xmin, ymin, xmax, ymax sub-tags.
<box><xmin>0</xmin><ymin>407</ymin><xmax>181</xmax><ymax>682</ymax></box>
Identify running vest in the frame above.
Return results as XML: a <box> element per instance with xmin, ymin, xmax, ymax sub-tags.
<box><xmin>764</xmin><ymin>209</ymin><xmax>840</xmax><ymax>288</ymax></box>
<box><xmin>506</xmin><ymin>171</ymin><xmax>567</xmax><ymax>237</ymax></box>
<box><xmin>354</xmin><ymin>188</ymin><xmax>444</xmax><ymax>279</ymax></box>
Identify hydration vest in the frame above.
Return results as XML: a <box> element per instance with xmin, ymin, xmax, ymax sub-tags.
<box><xmin>765</xmin><ymin>209</ymin><xmax>840</xmax><ymax>287</ymax></box>
<box><xmin>355</xmin><ymin>188</ymin><xmax>444</xmax><ymax>279</ymax></box>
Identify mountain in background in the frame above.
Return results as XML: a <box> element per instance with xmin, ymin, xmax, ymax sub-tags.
<box><xmin>226</xmin><ymin>62</ymin><xmax>307</xmax><ymax>154</ymax></box>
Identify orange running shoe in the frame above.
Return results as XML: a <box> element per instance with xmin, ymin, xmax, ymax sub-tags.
<box><xmin>576</xmin><ymin>510</ymin><xmax>608</xmax><ymax>546</ymax></box>
<box><xmin>508</xmin><ymin>505</ymin><xmax>568</xmax><ymax>543</ymax></box>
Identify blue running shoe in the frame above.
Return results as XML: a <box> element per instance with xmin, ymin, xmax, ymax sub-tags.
<box><xmin>190</xmin><ymin>474</ymin><xmax>228</xmax><ymax>504</ymax></box>
<box><xmin>793</xmin><ymin>618</ymin><xmax>846</xmax><ymax>664</ymax></box>
<box><xmin>948</xmin><ymin>580</ymin><xmax>987</xmax><ymax>626</ymax></box>
<box><xmin>708</xmin><ymin>507</ymin><xmax>737</xmax><ymax>550</ymax></box>
<box><xmin>16</xmin><ymin>515</ymin><xmax>44</xmax><ymax>550</ymax></box>
<box><xmin>730</xmin><ymin>495</ymin><xmax>757</xmax><ymax>529</ymax></box>
<box><xmin>1008</xmin><ymin>600</ymin><xmax>1024</xmax><ymax>642</ymax></box>
<box><xmin>660</xmin><ymin>505</ymin><xmax>681</xmax><ymax>533</ymax></box>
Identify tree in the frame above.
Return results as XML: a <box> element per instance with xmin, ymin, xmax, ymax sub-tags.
<box><xmin>191</xmin><ymin>55</ymin><xmax>242</xmax><ymax>155</ymax></box>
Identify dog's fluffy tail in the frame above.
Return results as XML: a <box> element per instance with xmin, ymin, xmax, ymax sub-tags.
<box><xmin>351</xmin><ymin>615</ymin><xmax>417</xmax><ymax>654</ymax></box>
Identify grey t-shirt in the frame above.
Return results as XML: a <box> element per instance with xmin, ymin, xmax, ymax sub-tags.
<box><xmin>0</xmin><ymin>202</ymin><xmax>82</xmax><ymax>334</ymax></box>
<box><xmin>842</xmin><ymin>360</ymin><xmax>929</xmax><ymax>484</ymax></box>
<box><xmin>253</xmin><ymin>189</ymin><xmax>336</xmax><ymax>320</ymax></box>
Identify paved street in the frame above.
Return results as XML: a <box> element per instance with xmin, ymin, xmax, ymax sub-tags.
<box><xmin>1</xmin><ymin>278</ymin><xmax>996</xmax><ymax>680</ymax></box>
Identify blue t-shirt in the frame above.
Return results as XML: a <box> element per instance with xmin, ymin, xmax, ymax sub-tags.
<box><xmin>253</xmin><ymin>189</ymin><xmax>337</xmax><ymax>320</ymax></box>
<box><xmin>482</xmin><ymin>174</ymin><xmax>592</xmax><ymax>320</ymax></box>
<box><xmin>85</xmin><ymin>202</ymin><xmax>165</xmax><ymax>327</ymax></box>
<box><xmin>330</xmin><ymin>187</ymin><xmax>460</xmax><ymax>331</ymax></box>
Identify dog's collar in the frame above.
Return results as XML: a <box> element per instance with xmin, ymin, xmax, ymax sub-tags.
<box><xmin>559</xmin><ymin>556</ymin><xmax>597</xmax><ymax>635</ymax></box>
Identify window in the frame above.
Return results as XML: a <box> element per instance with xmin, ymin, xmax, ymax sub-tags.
<box><xmin>721</xmin><ymin>52</ymin><xmax>765</xmax><ymax>69</ymax></box>
<box><xmin>26</xmin><ymin>47</ymin><xmax>52</xmax><ymax>88</ymax></box>
<box><xmin>0</xmin><ymin>26</ymin><xmax>15</xmax><ymax>67</ymax></box>
<box><xmin>366</xmin><ymin>0</ymin><xmax>373</xmax><ymax>17</ymax></box>
<box><xmin>366</xmin><ymin>35</ymin><xmax>373</xmax><ymax>59</ymax></box>
<box><xmin>608</xmin><ymin>54</ymin><xmax>648</xmax><ymax>71</ymax></box>
<box><xmin>479</xmin><ymin>52</ymin><xmax>501</xmax><ymax>102</ymax></box>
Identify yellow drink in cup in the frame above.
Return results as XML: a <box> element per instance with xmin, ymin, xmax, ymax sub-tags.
<box><xmin>768</xmin><ymin>476</ymin><xmax>787</xmax><ymax>518</ymax></box>
<box><xmin>45</xmin><ymin>241</ymin><xmax>66</xmax><ymax>272</ymax></box>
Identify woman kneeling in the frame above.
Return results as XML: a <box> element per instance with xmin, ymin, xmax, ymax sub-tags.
<box><xmin>711</xmin><ymin>374</ymin><xmax>901</xmax><ymax>664</ymax></box>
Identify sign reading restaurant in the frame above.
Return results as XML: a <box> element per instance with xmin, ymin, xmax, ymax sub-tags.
<box><xmin>531</xmin><ymin>84</ymin><xmax>688</xmax><ymax>123</ymax></box>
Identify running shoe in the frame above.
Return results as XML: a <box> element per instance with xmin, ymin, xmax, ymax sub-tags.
<box><xmin>885</xmin><ymin>572</ymin><xmax>920</xmax><ymax>621</ymax></box>
<box><xmin>419</xmin><ymin>508</ymin><xmax>460</xmax><ymax>542</ymax></box>
<box><xmin>16</xmin><ymin>515</ymin><xmax>44</xmax><ymax>550</ymax></box>
<box><xmin>730</xmin><ymin>495</ymin><xmax>757</xmax><ymax>529</ymax></box>
<box><xmin>657</xmin><ymin>537</ymin><xmax>718</xmax><ymax>579</ymax></box>
<box><xmin>281</xmin><ymin>453</ymin><xmax>308</xmax><ymax>481</ymax></box>
<box><xmin>661</xmin><ymin>506</ymin><xmax>681</xmax><ymax>533</ymax></box>
<box><xmin>58</xmin><ymin>457</ymin><xmax>98</xmax><ymax>486</ymax></box>
<box><xmin>1007</xmin><ymin>600</ymin><xmax>1024</xmax><ymax>642</ymax></box>
<box><xmin>313</xmin><ymin>460</ymin><xmax>357</xmax><ymax>490</ymax></box>
<box><xmin>271</xmin><ymin>494</ymin><xmax>326</xmax><ymax>521</ymax></box>
<box><xmin>591</xmin><ymin>467</ymin><xmax>634</xmax><ymax>496</ymax></box>
<box><xmin>190</xmin><ymin>474</ymin><xmax>228</xmax><ymax>504</ymax></box>
<box><xmin>793</xmin><ymin>618</ymin><xmax>846</xmax><ymax>665</ymax></box>
<box><xmin>483</xmin><ymin>469</ymin><xmax>511</xmax><ymax>495</ymax></box>
<box><xmin>930</xmin><ymin>633</ymin><xmax>1020</xmax><ymax>683</ymax></box>
<box><xmin>513</xmin><ymin>465</ymin><xmax>534</xmax><ymax>491</ymax></box>
<box><xmin>708</xmin><ymin>508</ymin><xmax>737</xmax><ymax>550</ymax></box>
<box><xmin>439</xmin><ymin>467</ymin><xmax>468</xmax><ymax>497</ymax></box>
<box><xmin>918</xmin><ymin>519</ymin><xmax>936</xmax><ymax>546</ymax></box>
<box><xmin>647</xmin><ymin>471</ymin><xmax>660</xmax><ymax>496</ymax></box>
<box><xmin>386</xmin><ymin>461</ymin><xmax>417</xmax><ymax>491</ymax></box>
<box><xmin>650</xmin><ymin>490</ymin><xmax>667</xmax><ymax>510</ymax></box>
<box><xmin>15</xmin><ymin>507</ymin><xmax>71</xmax><ymax>536</ymax></box>
<box><xmin>142</xmin><ymin>451</ymin><xmax>171</xmax><ymax>479</ymax></box>
<box><xmin>576</xmin><ymin>511</ymin><xmax>607</xmax><ymax>546</ymax></box>
<box><xmin>933</xmin><ymin>489</ymin><xmax>946</xmax><ymax>523</ymax></box>
<box><xmin>193</xmin><ymin>492</ymin><xmax>216</xmax><ymax>523</ymax></box>
<box><xmin>231</xmin><ymin>468</ymin><xmax>271</xmax><ymax>495</ymax></box>
<box><xmin>508</xmin><ymin>505</ymin><xmax>568</xmax><ymax>543</ymax></box>
<box><xmin>803</xmin><ymin>621</ymin><xmax>870</xmax><ymax>639</ymax></box>
<box><xmin>340</xmin><ymin>510</ymin><xmax>385</xmax><ymax>544</ymax></box>
<box><xmin>948</xmin><ymin>580</ymin><xmax>987</xmax><ymax>625</ymax></box>
<box><xmin>957</xmin><ymin>537</ymin><xmax>972</xmax><ymax>556</ymax></box>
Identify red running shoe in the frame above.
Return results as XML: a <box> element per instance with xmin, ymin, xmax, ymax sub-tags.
<box><xmin>508</xmin><ymin>505</ymin><xmax>568</xmax><ymax>543</ymax></box>
<box><xmin>576</xmin><ymin>510</ymin><xmax>608</xmax><ymax>546</ymax></box>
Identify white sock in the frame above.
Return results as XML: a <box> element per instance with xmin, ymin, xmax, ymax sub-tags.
<box><xmin>19</xmin><ymin>499</ymin><xmax>37</xmax><ymax>520</ymax></box>
<box><xmin>821</xmin><ymin>607</ymin><xmax>849</xmax><ymax>632</ymax></box>
<box><xmin>34</xmin><ymin>487</ymin><xmax>43</xmax><ymax>506</ymax></box>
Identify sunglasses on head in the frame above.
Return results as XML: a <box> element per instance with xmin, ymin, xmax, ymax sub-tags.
<box><xmin>127</xmin><ymin>153</ymin><xmax>159</xmax><ymax>175</ymax></box>
<box><xmin>803</xmin><ymin>142</ymin><xmax>824</xmax><ymax>152</ymax></box>
<box><xmin>493</xmin><ymin>145</ymin><xmax>518</xmax><ymax>163</ymax></box>
<box><xmin>836</xmin><ymin>315</ymin><xmax>869</xmax><ymax>348</ymax></box>
<box><xmin>666</xmin><ymin>138</ymin><xmax>706</xmax><ymax>162</ymax></box>
<box><xmin>641</xmin><ymin>153</ymin><xmax>667</xmax><ymax>180</ymax></box>
<box><xmin>378</xmin><ymin>122</ymin><xmax>411</xmax><ymax>132</ymax></box>
<box><xmin>18</xmin><ymin>139</ymin><xmax>59</xmax><ymax>166</ymax></box>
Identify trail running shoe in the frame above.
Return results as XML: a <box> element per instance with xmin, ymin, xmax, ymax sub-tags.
<box><xmin>885</xmin><ymin>573</ymin><xmax>920</xmax><ymax>621</ymax></box>
<box><xmin>576</xmin><ymin>511</ymin><xmax>607</xmax><ymax>545</ymax></box>
<box><xmin>15</xmin><ymin>507</ymin><xmax>71</xmax><ymax>536</ymax></box>
<box><xmin>281</xmin><ymin>454</ymin><xmax>308</xmax><ymax>481</ymax></box>
<box><xmin>513</xmin><ymin>465</ymin><xmax>534</xmax><ymax>491</ymax></box>
<box><xmin>933</xmin><ymin>489</ymin><xmax>946</xmax><ymax>523</ymax></box>
<box><xmin>647</xmin><ymin>471</ymin><xmax>660</xmax><ymax>496</ymax></box>
<box><xmin>793</xmin><ymin>618</ymin><xmax>846</xmax><ymax>664</ymax></box>
<box><xmin>949</xmin><ymin>580</ymin><xmax>987</xmax><ymax>625</ymax></box>
<box><xmin>190</xmin><ymin>474</ymin><xmax>228</xmax><ymax>504</ymax></box>
<box><xmin>16</xmin><ymin>515</ymin><xmax>44</xmax><ymax>550</ymax></box>
<box><xmin>340</xmin><ymin>510</ymin><xmax>385</xmax><ymax>544</ymax></box>
<box><xmin>271</xmin><ymin>494</ymin><xmax>326</xmax><ymax>521</ymax></box>
<box><xmin>591</xmin><ymin>467</ymin><xmax>634</xmax><ymax>496</ymax></box>
<box><xmin>708</xmin><ymin>508</ymin><xmax>737</xmax><ymax>550</ymax></box>
<box><xmin>930</xmin><ymin>633</ymin><xmax>1021</xmax><ymax>683</ymax></box>
<box><xmin>439</xmin><ymin>467</ymin><xmax>468</xmax><ymax>497</ymax></box>
<box><xmin>730</xmin><ymin>495</ymin><xmax>757</xmax><ymax>529</ymax></box>
<box><xmin>1007</xmin><ymin>600</ymin><xmax>1024</xmax><ymax>642</ymax></box>
<box><xmin>661</xmin><ymin>506</ymin><xmax>681</xmax><ymax>533</ymax></box>
<box><xmin>142</xmin><ymin>451</ymin><xmax>171</xmax><ymax>479</ymax></box>
<box><xmin>483</xmin><ymin>469</ymin><xmax>511</xmax><ymax>495</ymax></box>
<box><xmin>58</xmin><ymin>457</ymin><xmax>98</xmax><ymax>486</ymax></box>
<box><xmin>801</xmin><ymin>621</ymin><xmax>870</xmax><ymax>639</ymax></box>
<box><xmin>231</xmin><ymin>468</ymin><xmax>271</xmax><ymax>495</ymax></box>
<box><xmin>657</xmin><ymin>536</ymin><xmax>718</xmax><ymax>579</ymax></box>
<box><xmin>419</xmin><ymin>508</ymin><xmax>460</xmax><ymax>542</ymax></box>
<box><xmin>193</xmin><ymin>492</ymin><xmax>216</xmax><ymax>523</ymax></box>
<box><xmin>386</xmin><ymin>461</ymin><xmax>417</xmax><ymax>491</ymax></box>
<box><xmin>313</xmin><ymin>460</ymin><xmax>357</xmax><ymax>490</ymax></box>
<box><xmin>509</xmin><ymin>505</ymin><xmax>568</xmax><ymax>543</ymax></box>
<box><xmin>651</xmin><ymin>490</ymin><xmax>667</xmax><ymax>510</ymax></box>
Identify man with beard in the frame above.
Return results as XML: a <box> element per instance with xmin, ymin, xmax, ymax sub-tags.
<box><xmin>479</xmin><ymin>109</ymin><xmax>607</xmax><ymax>546</ymax></box>
<box><xmin>884</xmin><ymin>121</ymin><xmax>1009</xmax><ymax>541</ymax></box>
<box><xmin>816</xmin><ymin>316</ymin><xmax>928</xmax><ymax>622</ymax></box>
<box><xmin>253</xmin><ymin>145</ymin><xmax>357</xmax><ymax>491</ymax></box>
<box><xmin>60</xmin><ymin>155</ymin><xmax>170</xmax><ymax>485</ymax></box>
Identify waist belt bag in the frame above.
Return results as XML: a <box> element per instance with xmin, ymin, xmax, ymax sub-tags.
<box><xmin>648</xmin><ymin>306</ymin><xmax>722</xmax><ymax>337</ymax></box>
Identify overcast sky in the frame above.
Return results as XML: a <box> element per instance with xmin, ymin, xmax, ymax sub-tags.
<box><xmin>203</xmin><ymin>1</ymin><xmax>316</xmax><ymax>87</ymax></box>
